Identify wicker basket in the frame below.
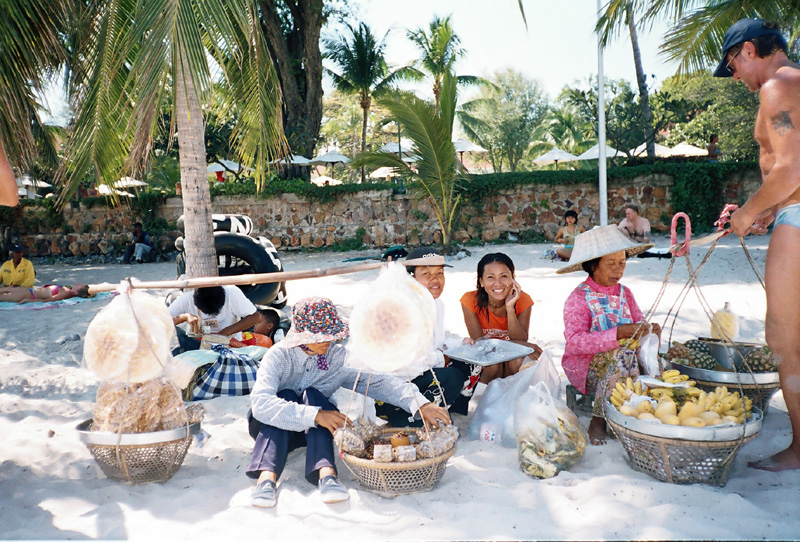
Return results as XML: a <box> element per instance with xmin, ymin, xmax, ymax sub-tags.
<box><xmin>77</xmin><ymin>420</ymin><xmax>200</xmax><ymax>485</ymax></box>
<box><xmin>339</xmin><ymin>427</ymin><xmax>455</xmax><ymax>498</ymax></box>
<box><xmin>605</xmin><ymin>405</ymin><xmax>762</xmax><ymax>486</ymax></box>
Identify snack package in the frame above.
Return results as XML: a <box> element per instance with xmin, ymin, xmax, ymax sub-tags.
<box><xmin>514</xmin><ymin>381</ymin><xmax>587</xmax><ymax>479</ymax></box>
<box><xmin>416</xmin><ymin>424</ymin><xmax>459</xmax><ymax>459</ymax></box>
<box><xmin>93</xmin><ymin>377</ymin><xmax>188</xmax><ymax>433</ymax></box>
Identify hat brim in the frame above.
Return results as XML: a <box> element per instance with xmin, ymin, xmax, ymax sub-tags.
<box><xmin>556</xmin><ymin>243</ymin><xmax>654</xmax><ymax>274</ymax></box>
<box><xmin>713</xmin><ymin>57</ymin><xmax>733</xmax><ymax>78</ymax></box>
<box><xmin>281</xmin><ymin>323</ymin><xmax>350</xmax><ymax>348</ymax></box>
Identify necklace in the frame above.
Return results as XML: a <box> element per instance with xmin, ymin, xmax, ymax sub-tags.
<box><xmin>489</xmin><ymin>300</ymin><xmax>505</xmax><ymax>308</ymax></box>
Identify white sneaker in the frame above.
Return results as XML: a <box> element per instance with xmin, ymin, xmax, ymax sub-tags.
<box><xmin>318</xmin><ymin>475</ymin><xmax>349</xmax><ymax>504</ymax></box>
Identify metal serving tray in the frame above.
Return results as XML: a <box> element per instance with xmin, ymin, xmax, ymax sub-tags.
<box><xmin>606</xmin><ymin>402</ymin><xmax>762</xmax><ymax>442</ymax></box>
<box><xmin>669</xmin><ymin>361</ymin><xmax>780</xmax><ymax>385</ymax></box>
<box><xmin>445</xmin><ymin>339</ymin><xmax>534</xmax><ymax>366</ymax></box>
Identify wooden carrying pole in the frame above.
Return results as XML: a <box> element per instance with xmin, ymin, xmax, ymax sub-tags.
<box><xmin>87</xmin><ymin>256</ymin><xmax>444</xmax><ymax>294</ymax></box>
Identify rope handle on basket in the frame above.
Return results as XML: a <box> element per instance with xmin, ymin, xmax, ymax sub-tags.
<box><xmin>670</xmin><ymin>213</ymin><xmax>692</xmax><ymax>257</ymax></box>
<box><xmin>714</xmin><ymin>203</ymin><xmax>738</xmax><ymax>234</ymax></box>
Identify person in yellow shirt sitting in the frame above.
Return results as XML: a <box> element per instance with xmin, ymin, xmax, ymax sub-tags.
<box><xmin>1</xmin><ymin>245</ymin><xmax>35</xmax><ymax>288</ymax></box>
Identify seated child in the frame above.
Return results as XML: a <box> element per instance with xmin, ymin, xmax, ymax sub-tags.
<box><xmin>247</xmin><ymin>296</ymin><xmax>451</xmax><ymax>508</ymax></box>
<box><xmin>232</xmin><ymin>308</ymin><xmax>280</xmax><ymax>348</ymax></box>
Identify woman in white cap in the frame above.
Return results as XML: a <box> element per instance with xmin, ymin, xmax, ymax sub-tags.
<box><xmin>557</xmin><ymin>226</ymin><xmax>661</xmax><ymax>445</ymax></box>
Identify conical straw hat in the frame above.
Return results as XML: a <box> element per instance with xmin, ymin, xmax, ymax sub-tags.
<box><xmin>556</xmin><ymin>225</ymin><xmax>653</xmax><ymax>274</ymax></box>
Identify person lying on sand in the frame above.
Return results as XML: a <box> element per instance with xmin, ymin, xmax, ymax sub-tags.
<box><xmin>0</xmin><ymin>284</ymin><xmax>91</xmax><ymax>304</ymax></box>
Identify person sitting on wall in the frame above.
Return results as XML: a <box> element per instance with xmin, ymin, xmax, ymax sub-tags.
<box><xmin>1</xmin><ymin>244</ymin><xmax>35</xmax><ymax>288</ymax></box>
<box><xmin>122</xmin><ymin>222</ymin><xmax>152</xmax><ymax>264</ymax></box>
<box><xmin>617</xmin><ymin>205</ymin><xmax>651</xmax><ymax>244</ymax></box>
<box><xmin>169</xmin><ymin>285</ymin><xmax>260</xmax><ymax>353</ymax></box>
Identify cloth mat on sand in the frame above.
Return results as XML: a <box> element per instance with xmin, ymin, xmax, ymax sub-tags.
<box><xmin>0</xmin><ymin>291</ymin><xmax>116</xmax><ymax>311</ymax></box>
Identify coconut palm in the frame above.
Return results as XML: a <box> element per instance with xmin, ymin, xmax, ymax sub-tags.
<box><xmin>61</xmin><ymin>0</ymin><xmax>284</xmax><ymax>277</ymax></box>
<box><xmin>323</xmin><ymin>22</ymin><xmax>419</xmax><ymax>183</ymax></box>
<box><xmin>352</xmin><ymin>72</ymin><xmax>465</xmax><ymax>252</ymax></box>
<box><xmin>597</xmin><ymin>1</ymin><xmax>657</xmax><ymax>158</ymax></box>
<box><xmin>641</xmin><ymin>1</ymin><xmax>799</xmax><ymax>73</ymax></box>
<box><xmin>407</xmin><ymin>14</ymin><xmax>484</xmax><ymax>108</ymax></box>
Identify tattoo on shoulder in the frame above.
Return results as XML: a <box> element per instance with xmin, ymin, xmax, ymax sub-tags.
<box><xmin>771</xmin><ymin>111</ymin><xmax>795</xmax><ymax>135</ymax></box>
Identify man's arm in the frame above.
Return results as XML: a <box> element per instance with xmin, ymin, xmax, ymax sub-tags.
<box><xmin>732</xmin><ymin>73</ymin><xmax>800</xmax><ymax>235</ymax></box>
<box><xmin>0</xmin><ymin>139</ymin><xmax>18</xmax><ymax>207</ymax></box>
<box><xmin>218</xmin><ymin>311</ymin><xmax>259</xmax><ymax>336</ymax></box>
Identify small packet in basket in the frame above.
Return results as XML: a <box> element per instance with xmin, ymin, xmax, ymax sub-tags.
<box><xmin>416</xmin><ymin>425</ymin><xmax>459</xmax><ymax>459</ymax></box>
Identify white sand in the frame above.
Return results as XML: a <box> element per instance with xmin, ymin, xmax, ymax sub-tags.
<box><xmin>1</xmin><ymin>234</ymin><xmax>797</xmax><ymax>540</ymax></box>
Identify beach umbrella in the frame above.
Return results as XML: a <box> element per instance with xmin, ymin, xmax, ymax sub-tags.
<box><xmin>269</xmin><ymin>154</ymin><xmax>311</xmax><ymax>165</ymax></box>
<box><xmin>453</xmin><ymin>138</ymin><xmax>488</xmax><ymax>164</ymax></box>
<box><xmin>114</xmin><ymin>177</ymin><xmax>148</xmax><ymax>188</ymax></box>
<box><xmin>380</xmin><ymin>138</ymin><xmax>416</xmax><ymax>157</ymax></box>
<box><xmin>311</xmin><ymin>175</ymin><xmax>342</xmax><ymax>187</ymax></box>
<box><xmin>532</xmin><ymin>148</ymin><xmax>578</xmax><ymax>168</ymax></box>
<box><xmin>629</xmin><ymin>142</ymin><xmax>672</xmax><ymax>158</ymax></box>
<box><xmin>310</xmin><ymin>150</ymin><xmax>351</xmax><ymax>177</ymax></box>
<box><xmin>207</xmin><ymin>159</ymin><xmax>254</xmax><ymax>173</ymax></box>
<box><xmin>98</xmin><ymin>184</ymin><xmax>134</xmax><ymax>197</ymax></box>
<box><xmin>576</xmin><ymin>143</ymin><xmax>623</xmax><ymax>160</ymax></box>
<box><xmin>17</xmin><ymin>175</ymin><xmax>51</xmax><ymax>188</ymax></box>
<box><xmin>369</xmin><ymin>166</ymin><xmax>401</xmax><ymax>180</ymax></box>
<box><xmin>669</xmin><ymin>142</ymin><xmax>707</xmax><ymax>157</ymax></box>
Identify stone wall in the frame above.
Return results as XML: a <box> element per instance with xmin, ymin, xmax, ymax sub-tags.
<box><xmin>7</xmin><ymin>168</ymin><xmax>763</xmax><ymax>256</ymax></box>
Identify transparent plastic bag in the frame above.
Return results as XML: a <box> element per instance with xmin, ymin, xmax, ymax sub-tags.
<box><xmin>514</xmin><ymin>381</ymin><xmax>587</xmax><ymax>479</ymax></box>
<box><xmin>637</xmin><ymin>333</ymin><xmax>661</xmax><ymax>376</ymax></box>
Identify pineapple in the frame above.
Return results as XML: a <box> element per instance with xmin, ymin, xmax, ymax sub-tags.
<box><xmin>744</xmin><ymin>347</ymin><xmax>777</xmax><ymax>373</ymax></box>
<box><xmin>668</xmin><ymin>342</ymin><xmax>717</xmax><ymax>370</ymax></box>
<box><xmin>684</xmin><ymin>339</ymin><xmax>712</xmax><ymax>356</ymax></box>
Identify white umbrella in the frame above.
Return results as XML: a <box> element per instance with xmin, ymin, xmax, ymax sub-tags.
<box><xmin>629</xmin><ymin>142</ymin><xmax>672</xmax><ymax>158</ymax></box>
<box><xmin>207</xmin><ymin>159</ymin><xmax>253</xmax><ymax>173</ymax></box>
<box><xmin>269</xmin><ymin>154</ymin><xmax>311</xmax><ymax>165</ymax></box>
<box><xmin>380</xmin><ymin>138</ymin><xmax>416</xmax><ymax>156</ymax></box>
<box><xmin>114</xmin><ymin>176</ymin><xmax>148</xmax><ymax>188</ymax></box>
<box><xmin>576</xmin><ymin>143</ymin><xmax>623</xmax><ymax>160</ymax></box>
<box><xmin>532</xmin><ymin>148</ymin><xmax>579</xmax><ymax>168</ymax></box>
<box><xmin>98</xmin><ymin>184</ymin><xmax>134</xmax><ymax>197</ymax></box>
<box><xmin>401</xmin><ymin>154</ymin><xmax>420</xmax><ymax>164</ymax></box>
<box><xmin>310</xmin><ymin>150</ymin><xmax>350</xmax><ymax>177</ymax></box>
<box><xmin>17</xmin><ymin>175</ymin><xmax>51</xmax><ymax>188</ymax></box>
<box><xmin>310</xmin><ymin>175</ymin><xmax>342</xmax><ymax>187</ymax></box>
<box><xmin>369</xmin><ymin>166</ymin><xmax>401</xmax><ymax>179</ymax></box>
<box><xmin>453</xmin><ymin>138</ymin><xmax>487</xmax><ymax>154</ymax></box>
<box><xmin>669</xmin><ymin>142</ymin><xmax>707</xmax><ymax>157</ymax></box>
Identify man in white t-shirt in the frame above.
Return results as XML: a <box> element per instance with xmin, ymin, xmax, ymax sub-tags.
<box><xmin>169</xmin><ymin>285</ymin><xmax>259</xmax><ymax>351</ymax></box>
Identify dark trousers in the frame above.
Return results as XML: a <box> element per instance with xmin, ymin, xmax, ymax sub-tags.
<box><xmin>246</xmin><ymin>387</ymin><xmax>337</xmax><ymax>485</ymax></box>
<box><xmin>374</xmin><ymin>366</ymin><xmax>467</xmax><ymax>427</ymax></box>
<box><xmin>172</xmin><ymin>326</ymin><xmax>201</xmax><ymax>356</ymax></box>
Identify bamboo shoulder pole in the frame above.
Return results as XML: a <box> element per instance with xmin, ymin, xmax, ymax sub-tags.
<box><xmin>88</xmin><ymin>256</ymin><xmax>442</xmax><ymax>294</ymax></box>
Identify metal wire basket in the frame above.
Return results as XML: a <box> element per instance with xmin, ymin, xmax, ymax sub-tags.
<box><xmin>77</xmin><ymin>419</ymin><xmax>201</xmax><ymax>485</ymax></box>
<box><xmin>340</xmin><ymin>427</ymin><xmax>455</xmax><ymax>498</ymax></box>
<box><xmin>605</xmin><ymin>404</ymin><xmax>762</xmax><ymax>486</ymax></box>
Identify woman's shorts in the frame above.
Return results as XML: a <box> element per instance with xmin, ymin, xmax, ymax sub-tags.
<box><xmin>775</xmin><ymin>204</ymin><xmax>800</xmax><ymax>230</ymax></box>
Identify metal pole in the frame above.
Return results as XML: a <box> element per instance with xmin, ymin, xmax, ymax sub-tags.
<box><xmin>597</xmin><ymin>0</ymin><xmax>608</xmax><ymax>226</ymax></box>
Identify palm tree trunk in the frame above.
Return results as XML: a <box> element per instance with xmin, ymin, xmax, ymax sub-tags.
<box><xmin>175</xmin><ymin>50</ymin><xmax>217</xmax><ymax>278</ymax></box>
<box><xmin>627</xmin><ymin>6</ymin><xmax>655</xmax><ymax>158</ymax></box>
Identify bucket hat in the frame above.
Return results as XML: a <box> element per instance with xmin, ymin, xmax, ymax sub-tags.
<box><xmin>282</xmin><ymin>296</ymin><xmax>349</xmax><ymax>347</ymax></box>
<box><xmin>556</xmin><ymin>225</ymin><xmax>653</xmax><ymax>274</ymax></box>
<box><xmin>713</xmin><ymin>18</ymin><xmax>786</xmax><ymax>77</ymax></box>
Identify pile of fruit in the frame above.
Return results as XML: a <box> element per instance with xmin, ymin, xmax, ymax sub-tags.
<box><xmin>609</xmin><ymin>370</ymin><xmax>753</xmax><ymax>427</ymax></box>
<box><xmin>667</xmin><ymin>340</ymin><xmax>717</xmax><ymax>370</ymax></box>
<box><xmin>743</xmin><ymin>346</ymin><xmax>777</xmax><ymax>373</ymax></box>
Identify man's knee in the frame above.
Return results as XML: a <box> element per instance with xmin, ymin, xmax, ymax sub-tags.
<box><xmin>278</xmin><ymin>389</ymin><xmax>300</xmax><ymax>402</ymax></box>
<box><xmin>303</xmin><ymin>387</ymin><xmax>334</xmax><ymax>409</ymax></box>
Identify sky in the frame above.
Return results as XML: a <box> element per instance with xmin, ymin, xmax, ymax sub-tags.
<box><xmin>40</xmin><ymin>0</ymin><xmax>690</xmax><ymax>124</ymax></box>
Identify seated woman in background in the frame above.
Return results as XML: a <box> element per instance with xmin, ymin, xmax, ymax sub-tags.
<box><xmin>554</xmin><ymin>210</ymin><xmax>584</xmax><ymax>261</ymax></box>
<box><xmin>460</xmin><ymin>252</ymin><xmax>542</xmax><ymax>386</ymax></box>
<box><xmin>0</xmin><ymin>284</ymin><xmax>91</xmax><ymax>304</ymax></box>
<box><xmin>558</xmin><ymin>226</ymin><xmax>661</xmax><ymax>445</ymax></box>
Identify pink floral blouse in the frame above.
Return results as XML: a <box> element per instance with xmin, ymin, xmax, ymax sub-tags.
<box><xmin>562</xmin><ymin>276</ymin><xmax>643</xmax><ymax>393</ymax></box>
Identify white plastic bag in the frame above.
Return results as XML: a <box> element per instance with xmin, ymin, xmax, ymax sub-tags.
<box><xmin>468</xmin><ymin>349</ymin><xmax>558</xmax><ymax>448</ymax></box>
<box><xmin>514</xmin><ymin>381</ymin><xmax>587</xmax><ymax>479</ymax></box>
<box><xmin>637</xmin><ymin>333</ymin><xmax>661</xmax><ymax>376</ymax></box>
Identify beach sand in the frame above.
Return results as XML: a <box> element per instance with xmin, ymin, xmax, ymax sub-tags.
<box><xmin>1</xmin><ymin>234</ymin><xmax>797</xmax><ymax>540</ymax></box>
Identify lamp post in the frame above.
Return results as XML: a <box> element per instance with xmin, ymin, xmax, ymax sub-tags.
<box><xmin>597</xmin><ymin>0</ymin><xmax>608</xmax><ymax>226</ymax></box>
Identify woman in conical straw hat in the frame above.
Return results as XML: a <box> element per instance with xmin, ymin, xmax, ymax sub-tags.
<box><xmin>558</xmin><ymin>226</ymin><xmax>662</xmax><ymax>445</ymax></box>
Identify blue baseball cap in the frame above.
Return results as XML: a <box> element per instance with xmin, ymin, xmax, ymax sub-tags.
<box><xmin>714</xmin><ymin>18</ymin><xmax>787</xmax><ymax>77</ymax></box>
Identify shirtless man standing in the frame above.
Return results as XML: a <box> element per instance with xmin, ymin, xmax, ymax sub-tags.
<box><xmin>617</xmin><ymin>205</ymin><xmax>650</xmax><ymax>243</ymax></box>
<box><xmin>715</xmin><ymin>18</ymin><xmax>800</xmax><ymax>471</ymax></box>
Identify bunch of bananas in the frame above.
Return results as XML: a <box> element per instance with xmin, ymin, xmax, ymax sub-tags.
<box><xmin>610</xmin><ymin>369</ymin><xmax>753</xmax><ymax>427</ymax></box>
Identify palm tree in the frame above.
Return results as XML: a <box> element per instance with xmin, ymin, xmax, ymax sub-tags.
<box><xmin>352</xmin><ymin>72</ymin><xmax>465</xmax><ymax>252</ymax></box>
<box><xmin>641</xmin><ymin>1</ymin><xmax>799</xmax><ymax>73</ymax></box>
<box><xmin>407</xmin><ymin>15</ymin><xmax>483</xmax><ymax>108</ymax></box>
<box><xmin>597</xmin><ymin>1</ymin><xmax>657</xmax><ymax>158</ymax></box>
<box><xmin>324</xmin><ymin>22</ymin><xmax>418</xmax><ymax>183</ymax></box>
<box><xmin>61</xmin><ymin>0</ymin><xmax>284</xmax><ymax>277</ymax></box>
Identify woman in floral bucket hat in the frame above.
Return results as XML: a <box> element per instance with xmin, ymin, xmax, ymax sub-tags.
<box><xmin>558</xmin><ymin>226</ymin><xmax>662</xmax><ymax>446</ymax></box>
<box><xmin>246</xmin><ymin>296</ymin><xmax>450</xmax><ymax>509</ymax></box>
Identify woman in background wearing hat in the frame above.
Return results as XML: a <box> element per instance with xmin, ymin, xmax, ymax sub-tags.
<box><xmin>246</xmin><ymin>296</ymin><xmax>450</xmax><ymax>509</ymax></box>
<box><xmin>558</xmin><ymin>226</ymin><xmax>661</xmax><ymax>445</ymax></box>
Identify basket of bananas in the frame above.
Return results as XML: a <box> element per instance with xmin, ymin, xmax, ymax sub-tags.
<box><xmin>606</xmin><ymin>370</ymin><xmax>762</xmax><ymax>486</ymax></box>
<box><xmin>666</xmin><ymin>339</ymin><xmax>780</xmax><ymax>413</ymax></box>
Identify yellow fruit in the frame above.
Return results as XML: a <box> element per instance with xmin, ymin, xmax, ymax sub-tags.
<box><xmin>699</xmin><ymin>411</ymin><xmax>721</xmax><ymax>425</ymax></box>
<box><xmin>637</xmin><ymin>412</ymin><xmax>659</xmax><ymax>422</ymax></box>
<box><xmin>682</xmin><ymin>417</ymin><xmax>707</xmax><ymax>428</ymax></box>
<box><xmin>661</xmin><ymin>415</ymin><xmax>681</xmax><ymax>425</ymax></box>
<box><xmin>678</xmin><ymin>402</ymin><xmax>700</xmax><ymax>423</ymax></box>
<box><xmin>637</xmin><ymin>400</ymin><xmax>655</xmax><ymax>415</ymax></box>
<box><xmin>619</xmin><ymin>404</ymin><xmax>638</xmax><ymax>417</ymax></box>
<box><xmin>655</xmin><ymin>400</ymin><xmax>677</xmax><ymax>419</ymax></box>
<box><xmin>722</xmin><ymin>415</ymin><xmax>739</xmax><ymax>424</ymax></box>
<box><xmin>626</xmin><ymin>377</ymin><xmax>634</xmax><ymax>390</ymax></box>
<box><xmin>662</xmin><ymin>369</ymin><xmax>681</xmax><ymax>379</ymax></box>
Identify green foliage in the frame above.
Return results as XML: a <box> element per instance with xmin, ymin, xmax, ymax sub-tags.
<box><xmin>331</xmin><ymin>227</ymin><xmax>366</xmax><ymax>252</ymax></box>
<box><xmin>519</xmin><ymin>229</ymin><xmax>546</xmax><ymax>243</ymax></box>
<box><xmin>412</xmin><ymin>209</ymin><xmax>428</xmax><ymax>221</ymax></box>
<box><xmin>208</xmin><ymin>176</ymin><xmax>395</xmax><ymax>204</ymax></box>
<box><xmin>130</xmin><ymin>192</ymin><xmax>170</xmax><ymax>235</ymax></box>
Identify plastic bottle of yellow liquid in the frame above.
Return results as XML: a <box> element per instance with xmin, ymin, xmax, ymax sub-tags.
<box><xmin>710</xmin><ymin>302</ymin><xmax>739</xmax><ymax>341</ymax></box>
